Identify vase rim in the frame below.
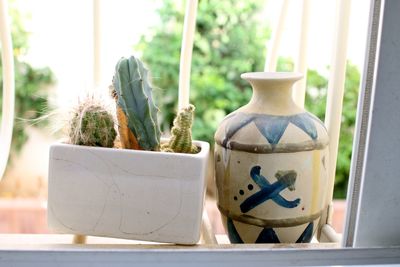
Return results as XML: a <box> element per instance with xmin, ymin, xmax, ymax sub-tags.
<box><xmin>241</xmin><ymin>72</ymin><xmax>303</xmax><ymax>81</ymax></box>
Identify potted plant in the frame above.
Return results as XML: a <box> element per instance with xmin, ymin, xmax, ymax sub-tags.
<box><xmin>47</xmin><ymin>56</ymin><xmax>209</xmax><ymax>245</ymax></box>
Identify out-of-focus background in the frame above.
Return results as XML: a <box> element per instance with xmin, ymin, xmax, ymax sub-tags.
<box><xmin>0</xmin><ymin>0</ymin><xmax>369</xmax><ymax>234</ymax></box>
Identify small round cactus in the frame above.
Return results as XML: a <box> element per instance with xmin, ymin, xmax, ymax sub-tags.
<box><xmin>68</xmin><ymin>97</ymin><xmax>117</xmax><ymax>148</ymax></box>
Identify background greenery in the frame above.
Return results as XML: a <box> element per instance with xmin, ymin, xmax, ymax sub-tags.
<box><xmin>0</xmin><ymin>5</ymin><xmax>54</xmax><ymax>155</ymax></box>
<box><xmin>0</xmin><ymin>0</ymin><xmax>359</xmax><ymax>198</ymax></box>
<box><xmin>138</xmin><ymin>0</ymin><xmax>360</xmax><ymax>198</ymax></box>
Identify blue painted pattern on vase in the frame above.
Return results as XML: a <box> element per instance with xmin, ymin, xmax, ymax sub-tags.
<box><xmin>221</xmin><ymin>112</ymin><xmax>321</xmax><ymax>150</ymax></box>
<box><xmin>215</xmin><ymin>72</ymin><xmax>329</xmax><ymax>244</ymax></box>
<box><xmin>239</xmin><ymin>166</ymin><xmax>300</xmax><ymax>213</ymax></box>
<box><xmin>227</xmin><ymin>216</ymin><xmax>315</xmax><ymax>243</ymax></box>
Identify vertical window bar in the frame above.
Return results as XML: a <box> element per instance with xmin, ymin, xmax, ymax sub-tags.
<box><xmin>0</xmin><ymin>0</ymin><xmax>15</xmax><ymax>180</ymax></box>
<box><xmin>264</xmin><ymin>0</ymin><xmax>289</xmax><ymax>72</ymax></box>
<box><xmin>323</xmin><ymin>0</ymin><xmax>352</xmax><ymax>227</ymax></box>
<box><xmin>293</xmin><ymin>0</ymin><xmax>311</xmax><ymax>108</ymax></box>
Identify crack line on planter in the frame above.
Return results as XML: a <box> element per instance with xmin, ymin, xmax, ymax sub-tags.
<box><xmin>52</xmin><ymin>153</ymin><xmax>185</xmax><ymax>236</ymax></box>
<box><xmin>49</xmin><ymin>205</ymin><xmax>80</xmax><ymax>232</ymax></box>
<box><xmin>85</xmin><ymin>150</ymin><xmax>123</xmax><ymax>231</ymax></box>
<box><xmin>118</xmin><ymin>183</ymin><xmax>184</xmax><ymax>236</ymax></box>
<box><xmin>87</xmin><ymin>150</ymin><xmax>123</xmax><ymax>232</ymax></box>
<box><xmin>103</xmin><ymin>155</ymin><xmax>183</xmax><ymax>180</ymax></box>
<box><xmin>52</xmin><ymin>157</ymin><xmax>111</xmax><ymax>187</ymax></box>
<box><xmin>50</xmin><ymin>156</ymin><xmax>122</xmax><ymax>233</ymax></box>
<box><xmin>88</xmin><ymin>150</ymin><xmax>185</xmax><ymax>236</ymax></box>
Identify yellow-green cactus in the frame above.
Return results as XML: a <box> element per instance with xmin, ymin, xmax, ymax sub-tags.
<box><xmin>162</xmin><ymin>104</ymin><xmax>199</xmax><ymax>154</ymax></box>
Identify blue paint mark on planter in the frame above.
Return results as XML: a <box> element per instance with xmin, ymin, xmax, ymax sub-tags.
<box><xmin>255</xmin><ymin>228</ymin><xmax>281</xmax><ymax>243</ymax></box>
<box><xmin>296</xmin><ymin>222</ymin><xmax>314</xmax><ymax>243</ymax></box>
<box><xmin>227</xmin><ymin>217</ymin><xmax>244</xmax><ymax>243</ymax></box>
<box><xmin>240</xmin><ymin>166</ymin><xmax>300</xmax><ymax>213</ymax></box>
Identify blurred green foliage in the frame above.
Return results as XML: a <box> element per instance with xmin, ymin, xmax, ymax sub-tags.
<box><xmin>137</xmin><ymin>0</ymin><xmax>360</xmax><ymax>198</ymax></box>
<box><xmin>304</xmin><ymin>63</ymin><xmax>360</xmax><ymax>198</ymax></box>
<box><xmin>0</xmin><ymin>4</ymin><xmax>54</xmax><ymax>153</ymax></box>
<box><xmin>137</xmin><ymin>0</ymin><xmax>268</xmax><ymax>140</ymax></box>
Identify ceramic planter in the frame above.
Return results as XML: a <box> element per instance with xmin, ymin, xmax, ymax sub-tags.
<box><xmin>48</xmin><ymin>140</ymin><xmax>209</xmax><ymax>245</ymax></box>
<box><xmin>214</xmin><ymin>72</ymin><xmax>329</xmax><ymax>243</ymax></box>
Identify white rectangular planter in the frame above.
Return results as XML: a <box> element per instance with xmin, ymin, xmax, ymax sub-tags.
<box><xmin>48</xmin><ymin>141</ymin><xmax>209</xmax><ymax>245</ymax></box>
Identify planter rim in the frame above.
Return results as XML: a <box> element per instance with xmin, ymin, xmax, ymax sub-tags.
<box><xmin>51</xmin><ymin>140</ymin><xmax>210</xmax><ymax>159</ymax></box>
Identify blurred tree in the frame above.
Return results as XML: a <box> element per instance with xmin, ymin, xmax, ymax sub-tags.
<box><xmin>137</xmin><ymin>0</ymin><xmax>269</xmax><ymax>141</ymax></box>
<box><xmin>137</xmin><ymin>0</ymin><xmax>360</xmax><ymax>198</ymax></box>
<box><xmin>304</xmin><ymin>63</ymin><xmax>360</xmax><ymax>198</ymax></box>
<box><xmin>0</xmin><ymin>4</ymin><xmax>54</xmax><ymax>154</ymax></box>
<box><xmin>278</xmin><ymin>59</ymin><xmax>360</xmax><ymax>198</ymax></box>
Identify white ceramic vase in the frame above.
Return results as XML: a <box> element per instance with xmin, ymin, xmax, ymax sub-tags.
<box><xmin>214</xmin><ymin>72</ymin><xmax>329</xmax><ymax>243</ymax></box>
<box><xmin>48</xmin><ymin>140</ymin><xmax>209</xmax><ymax>245</ymax></box>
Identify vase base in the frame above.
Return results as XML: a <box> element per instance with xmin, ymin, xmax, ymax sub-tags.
<box><xmin>222</xmin><ymin>215</ymin><xmax>320</xmax><ymax>244</ymax></box>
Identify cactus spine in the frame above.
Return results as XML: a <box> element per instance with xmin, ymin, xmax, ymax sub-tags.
<box><xmin>161</xmin><ymin>104</ymin><xmax>198</xmax><ymax>154</ymax></box>
<box><xmin>68</xmin><ymin>97</ymin><xmax>116</xmax><ymax>148</ymax></box>
<box><xmin>112</xmin><ymin>56</ymin><xmax>161</xmax><ymax>151</ymax></box>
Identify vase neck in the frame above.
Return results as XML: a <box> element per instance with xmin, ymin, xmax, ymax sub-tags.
<box><xmin>240</xmin><ymin>72</ymin><xmax>303</xmax><ymax>115</ymax></box>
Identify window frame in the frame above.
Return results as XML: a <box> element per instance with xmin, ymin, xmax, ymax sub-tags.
<box><xmin>2</xmin><ymin>0</ymin><xmax>400</xmax><ymax>265</ymax></box>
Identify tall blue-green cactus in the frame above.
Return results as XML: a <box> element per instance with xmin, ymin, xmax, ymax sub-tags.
<box><xmin>112</xmin><ymin>56</ymin><xmax>161</xmax><ymax>151</ymax></box>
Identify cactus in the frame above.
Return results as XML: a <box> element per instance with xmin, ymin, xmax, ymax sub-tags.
<box><xmin>161</xmin><ymin>104</ymin><xmax>199</xmax><ymax>154</ymax></box>
<box><xmin>111</xmin><ymin>56</ymin><xmax>161</xmax><ymax>151</ymax></box>
<box><xmin>68</xmin><ymin>97</ymin><xmax>116</xmax><ymax>148</ymax></box>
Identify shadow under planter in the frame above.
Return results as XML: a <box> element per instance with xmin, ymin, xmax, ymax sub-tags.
<box><xmin>48</xmin><ymin>141</ymin><xmax>209</xmax><ymax>245</ymax></box>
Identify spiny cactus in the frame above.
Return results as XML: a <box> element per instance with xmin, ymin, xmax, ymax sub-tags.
<box><xmin>161</xmin><ymin>104</ymin><xmax>199</xmax><ymax>154</ymax></box>
<box><xmin>68</xmin><ymin>97</ymin><xmax>116</xmax><ymax>148</ymax></box>
<box><xmin>111</xmin><ymin>56</ymin><xmax>161</xmax><ymax>151</ymax></box>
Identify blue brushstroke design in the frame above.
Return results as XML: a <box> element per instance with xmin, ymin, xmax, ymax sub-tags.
<box><xmin>255</xmin><ymin>228</ymin><xmax>281</xmax><ymax>243</ymax></box>
<box><xmin>221</xmin><ymin>112</ymin><xmax>319</xmax><ymax>148</ymax></box>
<box><xmin>222</xmin><ymin>113</ymin><xmax>253</xmax><ymax>147</ymax></box>
<box><xmin>227</xmin><ymin>217</ymin><xmax>244</xmax><ymax>243</ymax></box>
<box><xmin>250</xmin><ymin>166</ymin><xmax>270</xmax><ymax>188</ymax></box>
<box><xmin>254</xmin><ymin>116</ymin><xmax>289</xmax><ymax>145</ymax></box>
<box><xmin>240</xmin><ymin>166</ymin><xmax>300</xmax><ymax>213</ymax></box>
<box><xmin>308</xmin><ymin>112</ymin><xmax>328</xmax><ymax>128</ymax></box>
<box><xmin>290</xmin><ymin>114</ymin><xmax>318</xmax><ymax>140</ymax></box>
<box><xmin>296</xmin><ymin>222</ymin><xmax>314</xmax><ymax>243</ymax></box>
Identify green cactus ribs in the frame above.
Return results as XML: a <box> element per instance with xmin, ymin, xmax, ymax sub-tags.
<box><xmin>112</xmin><ymin>55</ymin><xmax>161</xmax><ymax>151</ymax></box>
<box><xmin>162</xmin><ymin>104</ymin><xmax>199</xmax><ymax>154</ymax></box>
<box><xmin>68</xmin><ymin>97</ymin><xmax>116</xmax><ymax>148</ymax></box>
